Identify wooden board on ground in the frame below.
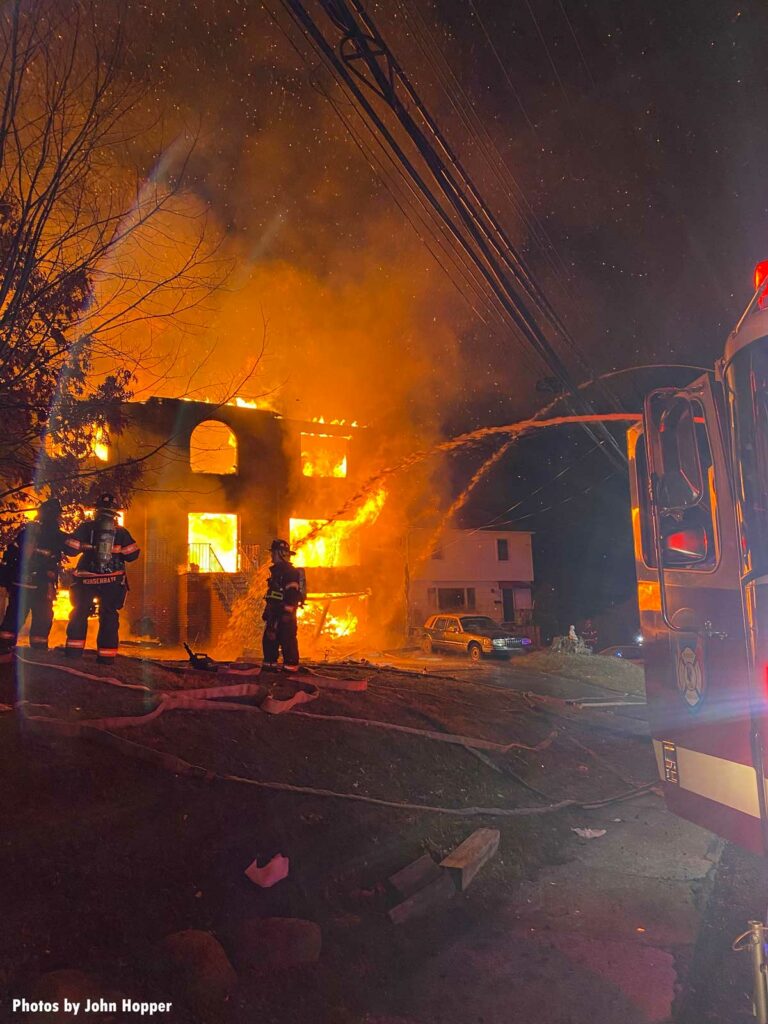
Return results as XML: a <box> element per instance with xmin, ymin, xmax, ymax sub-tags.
<box><xmin>387</xmin><ymin>853</ymin><xmax>442</xmax><ymax>900</ymax></box>
<box><xmin>440</xmin><ymin>828</ymin><xmax>500</xmax><ymax>891</ymax></box>
<box><xmin>387</xmin><ymin>871</ymin><xmax>456</xmax><ymax>925</ymax></box>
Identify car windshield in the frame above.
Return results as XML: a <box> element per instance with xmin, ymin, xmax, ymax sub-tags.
<box><xmin>460</xmin><ymin>616</ymin><xmax>498</xmax><ymax>631</ymax></box>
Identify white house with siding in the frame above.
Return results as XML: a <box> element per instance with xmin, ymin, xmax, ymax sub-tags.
<box><xmin>407</xmin><ymin>528</ymin><xmax>534</xmax><ymax>627</ymax></box>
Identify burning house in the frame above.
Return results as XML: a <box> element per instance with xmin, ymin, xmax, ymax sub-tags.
<box><xmin>97</xmin><ymin>398</ymin><xmax>380</xmax><ymax>647</ymax></box>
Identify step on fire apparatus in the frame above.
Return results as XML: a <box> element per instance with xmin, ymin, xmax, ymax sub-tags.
<box><xmin>630</xmin><ymin>263</ymin><xmax>768</xmax><ymax>1016</ymax></box>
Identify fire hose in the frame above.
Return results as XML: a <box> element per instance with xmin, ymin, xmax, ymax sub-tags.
<box><xmin>16</xmin><ymin>655</ymin><xmax>658</xmax><ymax>819</ymax></box>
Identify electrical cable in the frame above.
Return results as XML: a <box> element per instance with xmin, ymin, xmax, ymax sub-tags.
<box><xmin>522</xmin><ymin>0</ymin><xmax>572</xmax><ymax>106</ymax></box>
<box><xmin>503</xmin><ymin>467</ymin><xmax>620</xmax><ymax>525</ymax></box>
<box><xmin>263</xmin><ymin>0</ymin><xmax>544</xmax><ymax>382</ymax></box>
<box><xmin>339</xmin><ymin>1</ymin><xmax>630</xmax><ymax>449</ymax></box>
<box><xmin>401</xmin><ymin>0</ymin><xmax>572</xmax><ymax>287</ymax></box>
<box><xmin>278</xmin><ymin>0</ymin><xmax>629</xmax><ymax>470</ymax></box>
<box><xmin>466</xmin><ymin>0</ymin><xmax>537</xmax><ymax>132</ymax></box>
<box><xmin>555</xmin><ymin>0</ymin><xmax>597</xmax><ymax>89</ymax></box>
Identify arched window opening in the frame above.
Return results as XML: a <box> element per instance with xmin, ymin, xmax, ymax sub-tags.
<box><xmin>190</xmin><ymin>420</ymin><xmax>237</xmax><ymax>475</ymax></box>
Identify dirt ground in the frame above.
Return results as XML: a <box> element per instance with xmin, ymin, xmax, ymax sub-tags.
<box><xmin>0</xmin><ymin>649</ymin><xmax>683</xmax><ymax>1023</ymax></box>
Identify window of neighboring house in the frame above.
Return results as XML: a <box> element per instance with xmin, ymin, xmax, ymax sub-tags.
<box><xmin>438</xmin><ymin>587</ymin><xmax>466</xmax><ymax>611</ymax></box>
<box><xmin>497</xmin><ymin>538</ymin><xmax>509</xmax><ymax>561</ymax></box>
<box><xmin>190</xmin><ymin>421</ymin><xmax>238</xmax><ymax>475</ymax></box>
<box><xmin>466</xmin><ymin>587</ymin><xmax>476</xmax><ymax>610</ymax></box>
<box><xmin>427</xmin><ymin>587</ymin><xmax>437</xmax><ymax>609</ymax></box>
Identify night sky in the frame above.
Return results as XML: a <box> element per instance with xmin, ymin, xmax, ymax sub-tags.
<box><xmin>125</xmin><ymin>0</ymin><xmax>768</xmax><ymax>641</ymax></box>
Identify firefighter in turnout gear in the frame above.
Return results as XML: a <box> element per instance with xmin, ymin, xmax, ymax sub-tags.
<box><xmin>65</xmin><ymin>495</ymin><xmax>140</xmax><ymax>663</ymax></box>
<box><xmin>262</xmin><ymin>539</ymin><xmax>304</xmax><ymax>672</ymax></box>
<box><xmin>0</xmin><ymin>498</ymin><xmax>69</xmax><ymax>656</ymax></box>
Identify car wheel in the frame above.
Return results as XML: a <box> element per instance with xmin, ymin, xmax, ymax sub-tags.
<box><xmin>468</xmin><ymin>642</ymin><xmax>482</xmax><ymax>663</ymax></box>
<box><xmin>421</xmin><ymin>637</ymin><xmax>433</xmax><ymax>655</ymax></box>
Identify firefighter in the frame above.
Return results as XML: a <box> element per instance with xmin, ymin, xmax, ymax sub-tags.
<box><xmin>0</xmin><ymin>498</ymin><xmax>69</xmax><ymax>655</ymax></box>
<box><xmin>64</xmin><ymin>495</ymin><xmax>140</xmax><ymax>664</ymax></box>
<box><xmin>262</xmin><ymin>538</ymin><xmax>304</xmax><ymax>673</ymax></box>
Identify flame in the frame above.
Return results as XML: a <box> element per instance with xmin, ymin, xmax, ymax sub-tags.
<box><xmin>300</xmin><ymin>432</ymin><xmax>349</xmax><ymax>478</ymax></box>
<box><xmin>181</xmin><ymin>395</ymin><xmax>281</xmax><ymax>414</ymax></box>
<box><xmin>187</xmin><ymin>512</ymin><xmax>238</xmax><ymax>572</ymax></box>
<box><xmin>290</xmin><ymin>487</ymin><xmax>386</xmax><ymax>568</ymax></box>
<box><xmin>310</xmin><ymin>417</ymin><xmax>362</xmax><ymax>427</ymax></box>
<box><xmin>297</xmin><ymin>600</ymin><xmax>359</xmax><ymax>639</ymax></box>
<box><xmin>296</xmin><ymin>592</ymin><xmax>369</xmax><ymax>641</ymax></box>
<box><xmin>91</xmin><ymin>426</ymin><xmax>109</xmax><ymax>462</ymax></box>
<box><xmin>43</xmin><ymin>423</ymin><xmax>109</xmax><ymax>461</ymax></box>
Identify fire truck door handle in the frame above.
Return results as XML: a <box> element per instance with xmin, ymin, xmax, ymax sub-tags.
<box><xmin>703</xmin><ymin>620</ymin><xmax>728</xmax><ymax>640</ymax></box>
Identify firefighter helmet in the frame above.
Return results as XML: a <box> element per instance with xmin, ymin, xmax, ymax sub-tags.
<box><xmin>270</xmin><ymin>538</ymin><xmax>295</xmax><ymax>558</ymax></box>
<box><xmin>96</xmin><ymin>493</ymin><xmax>121</xmax><ymax>512</ymax></box>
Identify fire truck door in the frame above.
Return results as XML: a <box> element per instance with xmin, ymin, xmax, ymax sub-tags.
<box><xmin>638</xmin><ymin>379</ymin><xmax>764</xmax><ymax>851</ymax></box>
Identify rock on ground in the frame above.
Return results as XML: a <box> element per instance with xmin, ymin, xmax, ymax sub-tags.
<box><xmin>156</xmin><ymin>929</ymin><xmax>237</xmax><ymax>1013</ymax></box>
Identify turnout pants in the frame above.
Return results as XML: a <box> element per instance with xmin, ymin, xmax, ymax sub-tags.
<box><xmin>0</xmin><ymin>582</ymin><xmax>55</xmax><ymax>648</ymax></box>
<box><xmin>262</xmin><ymin>610</ymin><xmax>299</xmax><ymax>670</ymax></box>
<box><xmin>66</xmin><ymin>581</ymin><xmax>127</xmax><ymax>660</ymax></box>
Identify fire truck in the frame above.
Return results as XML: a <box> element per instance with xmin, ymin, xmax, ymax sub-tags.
<box><xmin>629</xmin><ymin>262</ymin><xmax>768</xmax><ymax>856</ymax></box>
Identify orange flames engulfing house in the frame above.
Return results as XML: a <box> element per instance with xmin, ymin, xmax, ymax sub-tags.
<box><xmin>289</xmin><ymin>487</ymin><xmax>387</xmax><ymax>649</ymax></box>
<box><xmin>300</xmin><ymin>432</ymin><xmax>349</xmax><ymax>478</ymax></box>
<box><xmin>290</xmin><ymin>487</ymin><xmax>387</xmax><ymax>570</ymax></box>
<box><xmin>296</xmin><ymin>596</ymin><xmax>363</xmax><ymax>643</ymax></box>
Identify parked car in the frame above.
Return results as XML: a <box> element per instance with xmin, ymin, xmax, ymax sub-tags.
<box><xmin>421</xmin><ymin>614</ymin><xmax>532</xmax><ymax>662</ymax></box>
<box><xmin>598</xmin><ymin>644</ymin><xmax>645</xmax><ymax>664</ymax></box>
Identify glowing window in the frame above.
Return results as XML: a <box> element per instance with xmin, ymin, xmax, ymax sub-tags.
<box><xmin>190</xmin><ymin>421</ymin><xmax>237</xmax><ymax>475</ymax></box>
<box><xmin>188</xmin><ymin>513</ymin><xmax>239</xmax><ymax>573</ymax></box>
<box><xmin>300</xmin><ymin>433</ymin><xmax>349</xmax><ymax>478</ymax></box>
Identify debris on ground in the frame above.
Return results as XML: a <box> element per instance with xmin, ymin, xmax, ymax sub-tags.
<box><xmin>440</xmin><ymin>827</ymin><xmax>500</xmax><ymax>891</ymax></box>
<box><xmin>571</xmin><ymin>827</ymin><xmax>607</xmax><ymax>839</ymax></box>
<box><xmin>244</xmin><ymin>853</ymin><xmax>290</xmax><ymax>888</ymax></box>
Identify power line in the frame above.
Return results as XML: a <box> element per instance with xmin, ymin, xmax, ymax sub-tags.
<box><xmin>477</xmin><ymin>439</ymin><xmax>605</xmax><ymax>530</ymax></box>
<box><xmin>466</xmin><ymin>0</ymin><xmax>537</xmax><ymax>133</ymax></box>
<box><xmin>396</xmin><ymin>0</ymin><xmax>629</xmax><ymax>434</ymax></box>
<box><xmin>275</xmin><ymin>0</ymin><xmax>628</xmax><ymax>470</ymax></box>
<box><xmin>401</xmin><ymin>0</ymin><xmax>574</xmax><ymax>287</ymax></box>
<box><xmin>345</xmin><ymin>1</ymin><xmax>628</xmax><ymax>446</ymax></box>
<box><xmin>556</xmin><ymin>0</ymin><xmax>596</xmax><ymax>90</ymax></box>
<box><xmin>505</xmin><ymin>466</ymin><xmax>620</xmax><ymax>525</ymax></box>
<box><xmin>263</xmin><ymin>1</ymin><xmax>529</xmax><ymax>343</ymax></box>
<box><xmin>522</xmin><ymin>0</ymin><xmax>572</xmax><ymax>106</ymax></box>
